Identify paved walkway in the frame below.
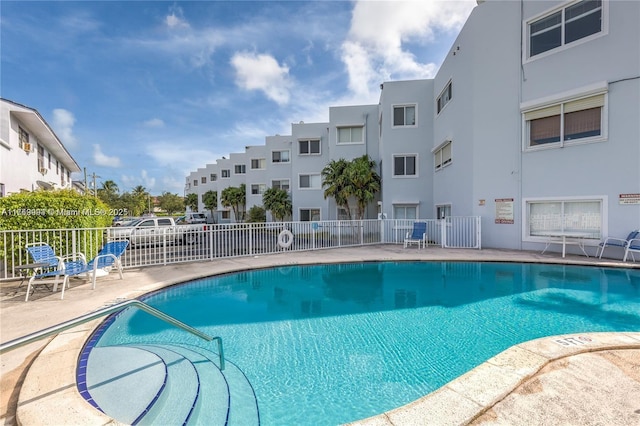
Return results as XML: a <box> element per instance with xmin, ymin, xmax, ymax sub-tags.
<box><xmin>1</xmin><ymin>245</ymin><xmax>639</xmax><ymax>425</ymax></box>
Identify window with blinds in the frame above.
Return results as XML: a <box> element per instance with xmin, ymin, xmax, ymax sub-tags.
<box><xmin>527</xmin><ymin>199</ymin><xmax>602</xmax><ymax>239</ymax></box>
<box><xmin>434</xmin><ymin>141</ymin><xmax>452</xmax><ymax>170</ymax></box>
<box><xmin>524</xmin><ymin>93</ymin><xmax>605</xmax><ymax>148</ymax></box>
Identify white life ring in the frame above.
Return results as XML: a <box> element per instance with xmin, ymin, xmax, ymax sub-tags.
<box><xmin>278</xmin><ymin>229</ymin><xmax>294</xmax><ymax>249</ymax></box>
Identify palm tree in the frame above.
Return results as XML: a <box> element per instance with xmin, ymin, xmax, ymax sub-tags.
<box><xmin>203</xmin><ymin>190</ymin><xmax>217</xmax><ymax>223</ymax></box>
<box><xmin>321</xmin><ymin>158</ymin><xmax>352</xmax><ymax>220</ymax></box>
<box><xmin>346</xmin><ymin>155</ymin><xmax>381</xmax><ymax>220</ymax></box>
<box><xmin>98</xmin><ymin>180</ymin><xmax>119</xmax><ymax>207</ymax></box>
<box><xmin>185</xmin><ymin>193</ymin><xmax>198</xmax><ymax>212</ymax></box>
<box><xmin>221</xmin><ymin>184</ymin><xmax>246</xmax><ymax>222</ymax></box>
<box><xmin>131</xmin><ymin>185</ymin><xmax>148</xmax><ymax>216</ymax></box>
<box><xmin>262</xmin><ymin>188</ymin><xmax>292</xmax><ymax>222</ymax></box>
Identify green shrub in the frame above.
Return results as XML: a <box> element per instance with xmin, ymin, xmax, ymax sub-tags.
<box><xmin>246</xmin><ymin>205</ymin><xmax>266</xmax><ymax>223</ymax></box>
<box><xmin>0</xmin><ymin>190</ymin><xmax>113</xmax><ymax>268</ymax></box>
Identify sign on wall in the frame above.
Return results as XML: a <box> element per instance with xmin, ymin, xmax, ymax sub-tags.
<box><xmin>619</xmin><ymin>194</ymin><xmax>640</xmax><ymax>205</ymax></box>
<box><xmin>495</xmin><ymin>198</ymin><xmax>514</xmax><ymax>224</ymax></box>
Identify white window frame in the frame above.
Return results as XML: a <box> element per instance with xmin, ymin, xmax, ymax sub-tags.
<box><xmin>272</xmin><ymin>179</ymin><xmax>290</xmax><ymax>192</ymax></box>
<box><xmin>221</xmin><ymin>169</ymin><xmax>230</xmax><ymax>178</ymax></box>
<box><xmin>432</xmin><ymin>140</ymin><xmax>452</xmax><ymax>171</ymax></box>
<box><xmin>300</xmin><ymin>208</ymin><xmax>321</xmax><ymax>222</ymax></box>
<box><xmin>193</xmin><ymin>179</ymin><xmax>198</xmax><ymax>187</ymax></box>
<box><xmin>392</xmin><ymin>204</ymin><xmax>418</xmax><ymax>220</ymax></box>
<box><xmin>251</xmin><ymin>183</ymin><xmax>267</xmax><ymax>195</ymax></box>
<box><xmin>210</xmin><ymin>173</ymin><xmax>217</xmax><ymax>181</ymax></box>
<box><xmin>201</xmin><ymin>176</ymin><xmax>206</xmax><ymax>184</ymax></box>
<box><xmin>298</xmin><ymin>139</ymin><xmax>321</xmax><ymax>156</ymax></box>
<box><xmin>392</xmin><ymin>104</ymin><xmax>417</xmax><ymax>128</ymax></box>
<box><xmin>523</xmin><ymin>0</ymin><xmax>608</xmax><ymax>63</ymax></box>
<box><xmin>336</xmin><ymin>126</ymin><xmax>364</xmax><ymax>145</ymax></box>
<box><xmin>271</xmin><ymin>150</ymin><xmax>291</xmax><ymax>163</ymax></box>
<box><xmin>337</xmin><ymin>207</ymin><xmax>350</xmax><ymax>220</ymax></box>
<box><xmin>436</xmin><ymin>204</ymin><xmax>452</xmax><ymax>220</ymax></box>
<box><xmin>251</xmin><ymin>158</ymin><xmax>266</xmax><ymax>170</ymax></box>
<box><xmin>298</xmin><ymin>173</ymin><xmax>321</xmax><ymax>190</ymax></box>
<box><xmin>234</xmin><ymin>164</ymin><xmax>246</xmax><ymax>174</ymax></box>
<box><xmin>522</xmin><ymin>195</ymin><xmax>606</xmax><ymax>242</ymax></box>
<box><xmin>521</xmin><ymin>84</ymin><xmax>608</xmax><ymax>151</ymax></box>
<box><xmin>436</xmin><ymin>80</ymin><xmax>452</xmax><ymax>115</ymax></box>
<box><xmin>392</xmin><ymin>154</ymin><xmax>418</xmax><ymax>178</ymax></box>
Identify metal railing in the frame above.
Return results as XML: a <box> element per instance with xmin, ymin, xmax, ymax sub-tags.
<box><xmin>0</xmin><ymin>218</ymin><xmax>481</xmax><ymax>280</ymax></box>
<box><xmin>0</xmin><ymin>299</ymin><xmax>225</xmax><ymax>370</ymax></box>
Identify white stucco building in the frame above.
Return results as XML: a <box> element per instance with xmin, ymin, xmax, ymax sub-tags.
<box><xmin>0</xmin><ymin>98</ymin><xmax>81</xmax><ymax>196</ymax></box>
<box><xmin>186</xmin><ymin>0</ymin><xmax>639</xmax><ymax>252</ymax></box>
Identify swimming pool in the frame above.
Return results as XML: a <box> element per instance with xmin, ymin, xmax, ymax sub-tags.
<box><xmin>86</xmin><ymin>262</ymin><xmax>640</xmax><ymax>425</ymax></box>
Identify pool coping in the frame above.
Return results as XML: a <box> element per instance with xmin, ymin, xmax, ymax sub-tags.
<box><xmin>8</xmin><ymin>246</ymin><xmax>640</xmax><ymax>425</ymax></box>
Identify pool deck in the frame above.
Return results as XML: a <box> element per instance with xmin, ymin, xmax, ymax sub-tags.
<box><xmin>1</xmin><ymin>245</ymin><xmax>639</xmax><ymax>425</ymax></box>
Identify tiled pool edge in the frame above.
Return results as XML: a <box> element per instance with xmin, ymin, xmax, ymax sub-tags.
<box><xmin>347</xmin><ymin>331</ymin><xmax>640</xmax><ymax>426</ymax></box>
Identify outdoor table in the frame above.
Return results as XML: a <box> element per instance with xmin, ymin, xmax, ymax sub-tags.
<box><xmin>539</xmin><ymin>231</ymin><xmax>592</xmax><ymax>258</ymax></box>
<box><xmin>14</xmin><ymin>262</ymin><xmax>51</xmax><ymax>287</ymax></box>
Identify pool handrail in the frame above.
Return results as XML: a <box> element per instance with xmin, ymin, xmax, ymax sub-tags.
<box><xmin>0</xmin><ymin>299</ymin><xmax>225</xmax><ymax>370</ymax></box>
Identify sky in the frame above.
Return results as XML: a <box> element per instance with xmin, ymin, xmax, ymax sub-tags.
<box><xmin>1</xmin><ymin>0</ymin><xmax>476</xmax><ymax>195</ymax></box>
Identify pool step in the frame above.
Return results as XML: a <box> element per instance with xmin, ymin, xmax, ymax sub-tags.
<box><xmin>85</xmin><ymin>346</ymin><xmax>166</xmax><ymax>425</ymax></box>
<box><xmin>132</xmin><ymin>345</ymin><xmax>200</xmax><ymax>425</ymax></box>
<box><xmin>166</xmin><ymin>344</ymin><xmax>260</xmax><ymax>426</ymax></box>
<box><xmin>84</xmin><ymin>343</ymin><xmax>259</xmax><ymax>425</ymax></box>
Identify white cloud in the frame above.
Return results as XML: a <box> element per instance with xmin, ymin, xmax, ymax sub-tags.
<box><xmin>165</xmin><ymin>5</ymin><xmax>190</xmax><ymax>29</ymax></box>
<box><xmin>231</xmin><ymin>52</ymin><xmax>292</xmax><ymax>105</ymax></box>
<box><xmin>93</xmin><ymin>144</ymin><xmax>122</xmax><ymax>167</ymax></box>
<box><xmin>121</xmin><ymin>170</ymin><xmax>156</xmax><ymax>191</ymax></box>
<box><xmin>143</xmin><ymin>118</ymin><xmax>165</xmax><ymax>128</ymax></box>
<box><xmin>52</xmin><ymin>108</ymin><xmax>77</xmax><ymax>148</ymax></box>
<box><xmin>341</xmin><ymin>0</ymin><xmax>475</xmax><ymax>100</ymax></box>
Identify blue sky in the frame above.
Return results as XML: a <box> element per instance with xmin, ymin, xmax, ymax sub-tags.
<box><xmin>1</xmin><ymin>0</ymin><xmax>475</xmax><ymax>195</ymax></box>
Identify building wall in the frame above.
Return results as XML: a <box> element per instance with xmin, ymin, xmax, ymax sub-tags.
<box><xmin>184</xmin><ymin>0</ymin><xmax>639</xmax><ymax>253</ymax></box>
<box><xmin>0</xmin><ymin>99</ymin><xmax>80</xmax><ymax>196</ymax></box>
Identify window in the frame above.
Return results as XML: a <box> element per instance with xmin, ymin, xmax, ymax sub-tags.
<box><xmin>299</xmin><ymin>174</ymin><xmax>321</xmax><ymax>189</ymax></box>
<box><xmin>393</xmin><ymin>205</ymin><xmax>417</xmax><ymax>219</ymax></box>
<box><xmin>234</xmin><ymin>164</ymin><xmax>246</xmax><ymax>174</ymax></box>
<box><xmin>437</xmin><ymin>81</ymin><xmax>452</xmax><ymax>114</ymax></box>
<box><xmin>201</xmin><ymin>176</ymin><xmax>206</xmax><ymax>184</ymax></box>
<box><xmin>436</xmin><ymin>204</ymin><xmax>451</xmax><ymax>220</ymax></box>
<box><xmin>221</xmin><ymin>169</ymin><xmax>230</xmax><ymax>178</ymax></box>
<box><xmin>337</xmin><ymin>207</ymin><xmax>350</xmax><ymax>220</ymax></box>
<box><xmin>18</xmin><ymin>127</ymin><xmax>29</xmax><ymax>149</ymax></box>
<box><xmin>337</xmin><ymin>126</ymin><xmax>363</xmax><ymax>144</ymax></box>
<box><xmin>48</xmin><ymin>153</ymin><xmax>51</xmax><ymax>168</ymax></box>
<box><xmin>300</xmin><ymin>208</ymin><xmax>320</xmax><ymax>221</ymax></box>
<box><xmin>272</xmin><ymin>179</ymin><xmax>290</xmax><ymax>191</ymax></box>
<box><xmin>299</xmin><ymin>139</ymin><xmax>321</xmax><ymax>155</ymax></box>
<box><xmin>210</xmin><ymin>173</ymin><xmax>217</xmax><ymax>181</ymax></box>
<box><xmin>60</xmin><ymin>166</ymin><xmax>66</xmax><ymax>185</ymax></box>
<box><xmin>434</xmin><ymin>141</ymin><xmax>452</xmax><ymax>170</ymax></box>
<box><xmin>251</xmin><ymin>184</ymin><xmax>267</xmax><ymax>195</ymax></box>
<box><xmin>193</xmin><ymin>179</ymin><xmax>198</xmax><ymax>187</ymax></box>
<box><xmin>528</xmin><ymin>0</ymin><xmax>603</xmax><ymax>58</ymax></box>
<box><xmin>272</xmin><ymin>150</ymin><xmax>290</xmax><ymax>163</ymax></box>
<box><xmin>251</xmin><ymin>158</ymin><xmax>266</xmax><ymax>169</ymax></box>
<box><xmin>56</xmin><ymin>160</ymin><xmax>59</xmax><ymax>175</ymax></box>
<box><xmin>393</xmin><ymin>105</ymin><xmax>416</xmax><ymax>126</ymax></box>
<box><xmin>221</xmin><ymin>210</ymin><xmax>230</xmax><ymax>219</ymax></box>
<box><xmin>524</xmin><ymin>93</ymin><xmax>605</xmax><ymax>149</ymax></box>
<box><xmin>526</xmin><ymin>198</ymin><xmax>602</xmax><ymax>239</ymax></box>
<box><xmin>158</xmin><ymin>218</ymin><xmax>173</xmax><ymax>226</ymax></box>
<box><xmin>393</xmin><ymin>155</ymin><xmax>417</xmax><ymax>177</ymax></box>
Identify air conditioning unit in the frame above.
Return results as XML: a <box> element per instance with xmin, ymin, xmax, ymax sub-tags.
<box><xmin>23</xmin><ymin>142</ymin><xmax>32</xmax><ymax>152</ymax></box>
<box><xmin>39</xmin><ymin>167</ymin><xmax>48</xmax><ymax>175</ymax></box>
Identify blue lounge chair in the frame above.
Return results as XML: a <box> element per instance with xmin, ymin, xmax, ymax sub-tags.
<box><xmin>404</xmin><ymin>222</ymin><xmax>427</xmax><ymax>249</ymax></box>
<box><xmin>596</xmin><ymin>230</ymin><xmax>640</xmax><ymax>259</ymax></box>
<box><xmin>64</xmin><ymin>241</ymin><xmax>129</xmax><ymax>290</ymax></box>
<box><xmin>623</xmin><ymin>237</ymin><xmax>640</xmax><ymax>262</ymax></box>
<box><xmin>25</xmin><ymin>242</ymin><xmax>79</xmax><ymax>301</ymax></box>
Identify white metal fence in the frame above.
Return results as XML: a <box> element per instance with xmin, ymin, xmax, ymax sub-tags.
<box><xmin>0</xmin><ymin>217</ymin><xmax>481</xmax><ymax>281</ymax></box>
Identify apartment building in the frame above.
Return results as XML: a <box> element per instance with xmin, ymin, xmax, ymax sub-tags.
<box><xmin>0</xmin><ymin>98</ymin><xmax>81</xmax><ymax>196</ymax></box>
<box><xmin>186</xmin><ymin>0</ymin><xmax>639</xmax><ymax>251</ymax></box>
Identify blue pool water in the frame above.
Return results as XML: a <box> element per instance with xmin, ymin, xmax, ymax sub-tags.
<box><xmin>93</xmin><ymin>262</ymin><xmax>640</xmax><ymax>425</ymax></box>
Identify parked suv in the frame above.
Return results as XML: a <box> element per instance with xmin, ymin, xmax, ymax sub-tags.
<box><xmin>185</xmin><ymin>212</ymin><xmax>207</xmax><ymax>224</ymax></box>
